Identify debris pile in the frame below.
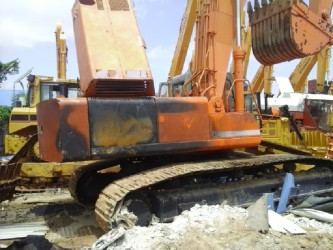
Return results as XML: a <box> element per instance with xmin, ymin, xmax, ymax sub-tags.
<box><xmin>1</xmin><ymin>190</ymin><xmax>333</xmax><ymax>249</ymax></box>
<box><xmin>93</xmin><ymin>203</ymin><xmax>333</xmax><ymax>250</ymax></box>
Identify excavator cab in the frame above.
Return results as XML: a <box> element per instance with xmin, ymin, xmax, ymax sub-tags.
<box><xmin>248</xmin><ymin>0</ymin><xmax>333</xmax><ymax>65</ymax></box>
<box><xmin>305</xmin><ymin>97</ymin><xmax>333</xmax><ymax>133</ymax></box>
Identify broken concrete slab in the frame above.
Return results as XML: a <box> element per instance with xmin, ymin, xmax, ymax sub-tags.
<box><xmin>247</xmin><ymin>194</ymin><xmax>269</xmax><ymax>233</ymax></box>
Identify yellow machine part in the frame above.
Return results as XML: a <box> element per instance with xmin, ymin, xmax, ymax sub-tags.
<box><xmin>259</xmin><ymin>118</ymin><xmax>333</xmax><ymax>170</ymax></box>
<box><xmin>20</xmin><ymin>161</ymin><xmax>98</xmax><ymax>178</ymax></box>
<box><xmin>261</xmin><ymin>117</ymin><xmax>291</xmax><ymax>145</ymax></box>
<box><xmin>8</xmin><ymin>107</ymin><xmax>37</xmax><ymax>134</ymax></box>
<box><xmin>261</xmin><ymin>118</ymin><xmax>330</xmax><ymax>158</ymax></box>
<box><xmin>291</xmin><ymin>130</ymin><xmax>329</xmax><ymax>159</ymax></box>
<box><xmin>6</xmin><ymin>107</ymin><xmax>37</xmax><ymax>155</ymax></box>
<box><xmin>327</xmin><ymin>135</ymin><xmax>333</xmax><ymax>159</ymax></box>
<box><xmin>4</xmin><ymin>135</ymin><xmax>28</xmax><ymax>155</ymax></box>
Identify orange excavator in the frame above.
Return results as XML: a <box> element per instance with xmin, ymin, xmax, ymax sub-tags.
<box><xmin>2</xmin><ymin>0</ymin><xmax>333</xmax><ymax>231</ymax></box>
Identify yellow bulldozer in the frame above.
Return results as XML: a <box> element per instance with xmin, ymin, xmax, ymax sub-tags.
<box><xmin>1</xmin><ymin>23</ymin><xmax>80</xmax><ymax>191</ymax></box>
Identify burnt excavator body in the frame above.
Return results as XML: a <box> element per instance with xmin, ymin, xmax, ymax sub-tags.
<box><xmin>37</xmin><ymin>97</ymin><xmax>260</xmax><ymax>162</ymax></box>
<box><xmin>2</xmin><ymin>0</ymin><xmax>333</xmax><ymax>231</ymax></box>
<box><xmin>35</xmin><ymin>0</ymin><xmax>269</xmax><ymax>229</ymax></box>
<box><xmin>37</xmin><ymin>0</ymin><xmax>260</xmax><ymax>163</ymax></box>
<box><xmin>248</xmin><ymin>0</ymin><xmax>333</xmax><ymax>65</ymax></box>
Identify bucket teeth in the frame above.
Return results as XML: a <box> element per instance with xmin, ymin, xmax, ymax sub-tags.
<box><xmin>247</xmin><ymin>2</ymin><xmax>253</xmax><ymax>16</ymax></box>
<box><xmin>254</xmin><ymin>0</ymin><xmax>260</xmax><ymax>11</ymax></box>
<box><xmin>248</xmin><ymin>0</ymin><xmax>333</xmax><ymax>65</ymax></box>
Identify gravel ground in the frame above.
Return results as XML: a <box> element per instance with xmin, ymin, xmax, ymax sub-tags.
<box><xmin>1</xmin><ymin>191</ymin><xmax>333</xmax><ymax>250</ymax></box>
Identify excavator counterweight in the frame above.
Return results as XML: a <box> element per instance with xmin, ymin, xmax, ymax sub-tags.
<box><xmin>248</xmin><ymin>0</ymin><xmax>333</xmax><ymax>65</ymax></box>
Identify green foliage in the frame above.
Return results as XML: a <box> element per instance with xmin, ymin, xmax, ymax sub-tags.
<box><xmin>0</xmin><ymin>59</ymin><xmax>20</xmax><ymax>83</ymax></box>
<box><xmin>0</xmin><ymin>106</ymin><xmax>12</xmax><ymax>125</ymax></box>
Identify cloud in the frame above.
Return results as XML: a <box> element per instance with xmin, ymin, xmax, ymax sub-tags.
<box><xmin>148</xmin><ymin>45</ymin><xmax>173</xmax><ymax>61</ymax></box>
<box><xmin>147</xmin><ymin>45</ymin><xmax>174</xmax><ymax>85</ymax></box>
<box><xmin>0</xmin><ymin>0</ymin><xmax>74</xmax><ymax>53</ymax></box>
<box><xmin>133</xmin><ymin>0</ymin><xmax>172</xmax><ymax>18</ymax></box>
<box><xmin>147</xmin><ymin>41</ymin><xmax>194</xmax><ymax>88</ymax></box>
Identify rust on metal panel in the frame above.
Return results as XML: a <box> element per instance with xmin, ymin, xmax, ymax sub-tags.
<box><xmin>37</xmin><ymin>99</ymin><xmax>62</xmax><ymax>162</ymax></box>
<box><xmin>156</xmin><ymin>97</ymin><xmax>210</xmax><ymax>143</ymax></box>
<box><xmin>88</xmin><ymin>98</ymin><xmax>157</xmax><ymax>148</ymax></box>
<box><xmin>37</xmin><ymin>98</ymin><xmax>90</xmax><ymax>162</ymax></box>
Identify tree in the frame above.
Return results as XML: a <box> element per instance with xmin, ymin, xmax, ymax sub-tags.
<box><xmin>0</xmin><ymin>106</ymin><xmax>11</xmax><ymax>125</ymax></box>
<box><xmin>0</xmin><ymin>59</ymin><xmax>20</xmax><ymax>83</ymax></box>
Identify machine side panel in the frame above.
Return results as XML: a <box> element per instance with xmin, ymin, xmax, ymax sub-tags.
<box><xmin>209</xmin><ymin>112</ymin><xmax>261</xmax><ymax>148</ymax></box>
<box><xmin>37</xmin><ymin>98</ymin><xmax>90</xmax><ymax>162</ymax></box>
<box><xmin>156</xmin><ymin>97</ymin><xmax>210</xmax><ymax>143</ymax></box>
<box><xmin>88</xmin><ymin>98</ymin><xmax>157</xmax><ymax>148</ymax></box>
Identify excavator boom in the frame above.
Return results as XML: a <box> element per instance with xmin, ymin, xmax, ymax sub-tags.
<box><xmin>55</xmin><ymin>23</ymin><xmax>67</xmax><ymax>80</ymax></box>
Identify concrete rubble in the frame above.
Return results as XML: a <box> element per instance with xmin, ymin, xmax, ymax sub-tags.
<box><xmin>0</xmin><ymin>190</ymin><xmax>332</xmax><ymax>249</ymax></box>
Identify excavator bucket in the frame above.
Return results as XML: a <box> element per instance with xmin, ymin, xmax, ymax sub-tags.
<box><xmin>248</xmin><ymin>0</ymin><xmax>333</xmax><ymax>65</ymax></box>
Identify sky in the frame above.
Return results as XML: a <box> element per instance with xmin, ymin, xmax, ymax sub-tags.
<box><xmin>0</xmin><ymin>0</ymin><xmax>189</xmax><ymax>92</ymax></box>
<box><xmin>0</xmin><ymin>0</ymin><xmax>332</xmax><ymax>98</ymax></box>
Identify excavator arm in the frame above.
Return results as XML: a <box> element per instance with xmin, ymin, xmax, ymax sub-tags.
<box><xmin>55</xmin><ymin>23</ymin><xmax>67</xmax><ymax>80</ymax></box>
<box><xmin>316</xmin><ymin>46</ymin><xmax>331</xmax><ymax>93</ymax></box>
<box><xmin>250</xmin><ymin>65</ymin><xmax>273</xmax><ymax>94</ymax></box>
<box><xmin>167</xmin><ymin>0</ymin><xmax>197</xmax><ymax>80</ymax></box>
<box><xmin>289</xmin><ymin>55</ymin><xmax>318</xmax><ymax>93</ymax></box>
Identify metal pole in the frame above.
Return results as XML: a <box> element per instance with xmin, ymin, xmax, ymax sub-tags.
<box><xmin>233</xmin><ymin>0</ymin><xmax>245</xmax><ymax>112</ymax></box>
<box><xmin>236</xmin><ymin>0</ymin><xmax>241</xmax><ymax>47</ymax></box>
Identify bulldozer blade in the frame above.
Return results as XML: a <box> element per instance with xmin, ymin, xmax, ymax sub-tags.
<box><xmin>0</xmin><ymin>134</ymin><xmax>39</xmax><ymax>202</ymax></box>
<box><xmin>0</xmin><ymin>163</ymin><xmax>21</xmax><ymax>202</ymax></box>
<box><xmin>248</xmin><ymin>0</ymin><xmax>333</xmax><ymax>65</ymax></box>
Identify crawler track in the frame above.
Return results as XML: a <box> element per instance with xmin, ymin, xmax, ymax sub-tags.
<box><xmin>90</xmin><ymin>154</ymin><xmax>333</xmax><ymax>231</ymax></box>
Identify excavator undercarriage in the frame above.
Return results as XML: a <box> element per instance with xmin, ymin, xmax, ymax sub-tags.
<box><xmin>67</xmin><ymin>151</ymin><xmax>333</xmax><ymax>231</ymax></box>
